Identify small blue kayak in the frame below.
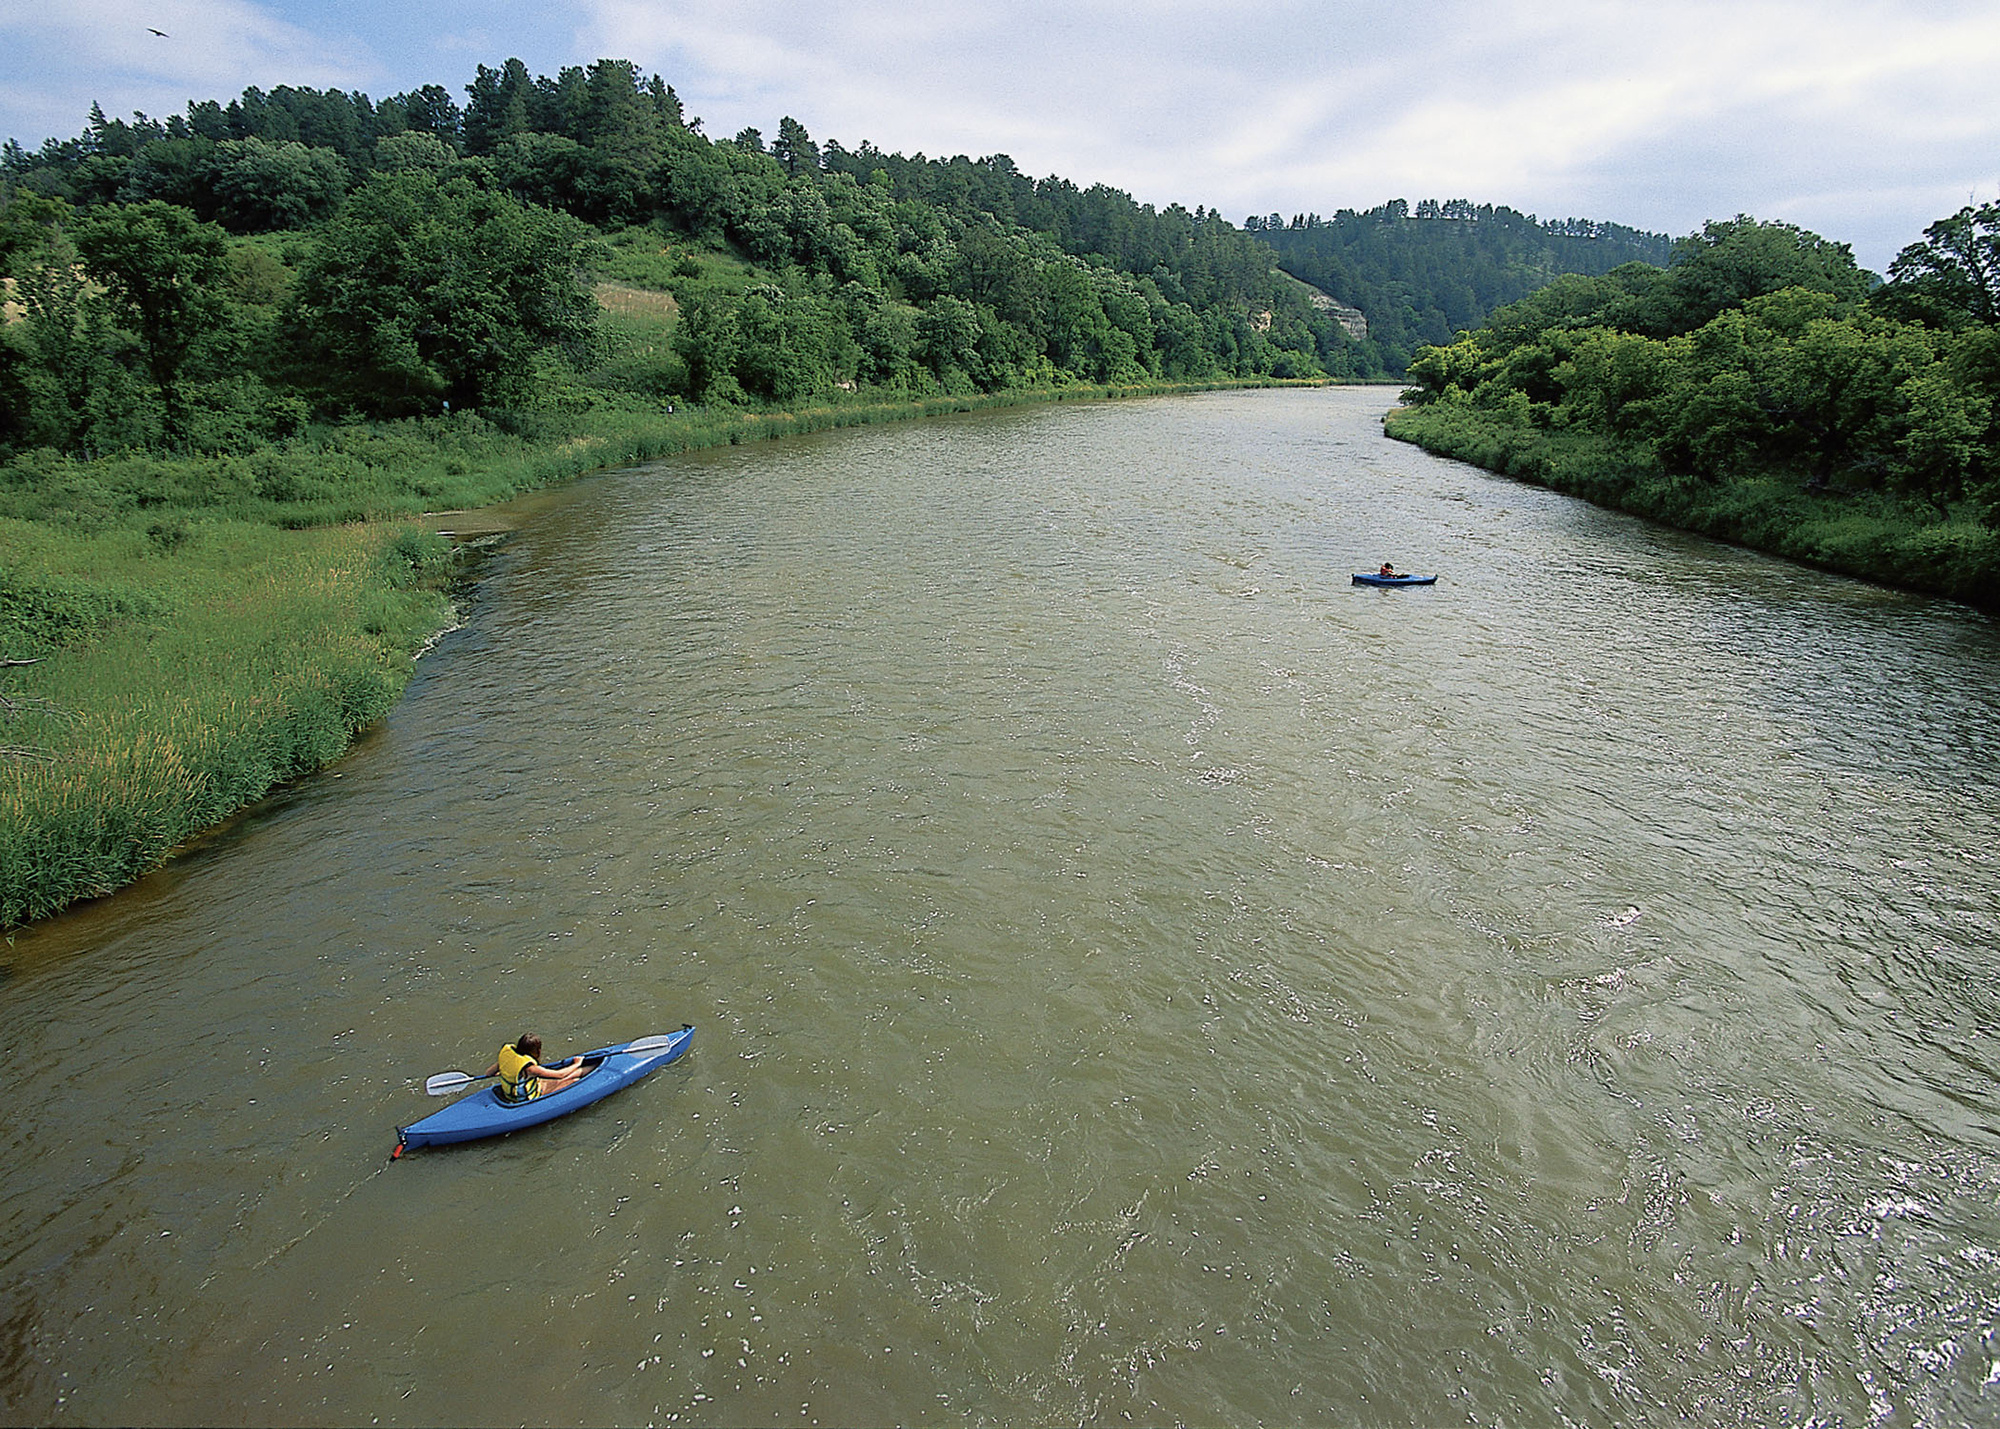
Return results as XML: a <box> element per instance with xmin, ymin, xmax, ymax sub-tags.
<box><xmin>1352</xmin><ymin>573</ymin><xmax>1437</xmax><ymax>586</ymax></box>
<box><xmin>394</xmin><ymin>1026</ymin><xmax>694</xmax><ymax>1156</ymax></box>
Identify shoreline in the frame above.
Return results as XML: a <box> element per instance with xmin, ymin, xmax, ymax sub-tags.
<box><xmin>1383</xmin><ymin>404</ymin><xmax>1999</xmax><ymax>613</ymax></box>
<box><xmin>3</xmin><ymin>379</ymin><xmax>1339</xmax><ymax>931</ymax></box>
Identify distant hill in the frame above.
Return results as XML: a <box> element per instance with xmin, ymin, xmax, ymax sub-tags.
<box><xmin>1250</xmin><ymin>201</ymin><xmax>1674</xmax><ymax>370</ymax></box>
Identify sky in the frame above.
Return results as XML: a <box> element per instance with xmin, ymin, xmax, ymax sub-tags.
<box><xmin>4</xmin><ymin>0</ymin><xmax>1997</xmax><ymax>275</ymax></box>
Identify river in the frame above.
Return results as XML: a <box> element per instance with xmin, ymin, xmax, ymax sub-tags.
<box><xmin>4</xmin><ymin>388</ymin><xmax>1998</xmax><ymax>1426</ymax></box>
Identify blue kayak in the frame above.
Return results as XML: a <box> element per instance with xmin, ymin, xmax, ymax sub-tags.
<box><xmin>394</xmin><ymin>1026</ymin><xmax>694</xmax><ymax>1155</ymax></box>
<box><xmin>1352</xmin><ymin>573</ymin><xmax>1437</xmax><ymax>586</ymax></box>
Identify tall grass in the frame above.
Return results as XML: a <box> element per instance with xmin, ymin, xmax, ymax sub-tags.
<box><xmin>1385</xmin><ymin>403</ymin><xmax>2000</xmax><ymax>609</ymax></box>
<box><xmin>0</xmin><ymin>518</ymin><xmax>452</xmax><ymax>926</ymax></box>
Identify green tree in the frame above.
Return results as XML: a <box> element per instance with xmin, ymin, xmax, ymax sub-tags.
<box><xmin>1660</xmin><ymin>216</ymin><xmax>1872</xmax><ymax>333</ymax></box>
<box><xmin>849</xmin><ymin>289</ymin><xmax>919</xmax><ymax>388</ymax></box>
<box><xmin>117</xmin><ymin>137</ymin><xmax>221</xmax><ymax>216</ymax></box>
<box><xmin>773</xmin><ymin>117</ymin><xmax>818</xmax><ymax>177</ymax></box>
<box><xmin>373</xmin><ymin>130</ymin><xmax>458</xmax><ymax>174</ymax></box>
<box><xmin>738</xmin><ymin>179</ymin><xmax>832</xmax><ymax>266</ymax></box>
<box><xmin>1</xmin><ymin>198</ymin><xmax>106</xmax><ymax>448</ymax></box>
<box><xmin>915</xmin><ymin>294</ymin><xmax>980</xmax><ymax>384</ymax></box>
<box><xmin>734</xmin><ymin>286</ymin><xmax>843</xmax><ymax>401</ymax></box>
<box><xmin>671</xmin><ymin>292</ymin><xmax>745</xmax><ymax>403</ymax></box>
<box><xmin>73</xmin><ymin>200</ymin><xmax>231</xmax><ymax>438</ymax></box>
<box><xmin>385</xmin><ymin>84</ymin><xmax>463</xmax><ymax>145</ymax></box>
<box><xmin>283</xmin><ymin>170</ymin><xmax>600</xmax><ymax>414</ymax></box>
<box><xmin>1879</xmin><ymin>202</ymin><xmax>2000</xmax><ymax>328</ymax></box>
<box><xmin>208</xmin><ymin>137</ymin><xmax>349</xmax><ymax>232</ymax></box>
<box><xmin>462</xmin><ymin>59</ymin><xmax>536</xmax><ymax>155</ymax></box>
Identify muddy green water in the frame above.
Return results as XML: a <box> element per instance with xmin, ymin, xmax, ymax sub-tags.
<box><xmin>4</xmin><ymin>389</ymin><xmax>1999</xmax><ymax>1427</ymax></box>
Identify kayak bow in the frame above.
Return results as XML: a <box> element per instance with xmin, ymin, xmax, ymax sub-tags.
<box><xmin>393</xmin><ymin>1025</ymin><xmax>694</xmax><ymax>1157</ymax></box>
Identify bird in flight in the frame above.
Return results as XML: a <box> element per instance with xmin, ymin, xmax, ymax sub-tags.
<box><xmin>148</xmin><ymin>27</ymin><xmax>169</xmax><ymax>36</ymax></box>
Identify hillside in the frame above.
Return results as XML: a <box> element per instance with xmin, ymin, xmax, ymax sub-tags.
<box><xmin>1253</xmin><ymin>202</ymin><xmax>1673</xmax><ymax>370</ymax></box>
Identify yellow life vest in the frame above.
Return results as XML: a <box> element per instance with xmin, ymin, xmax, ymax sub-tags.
<box><xmin>496</xmin><ymin>1042</ymin><xmax>541</xmax><ymax>1102</ymax></box>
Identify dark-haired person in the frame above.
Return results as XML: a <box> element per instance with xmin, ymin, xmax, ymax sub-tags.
<box><xmin>484</xmin><ymin>1033</ymin><xmax>586</xmax><ymax>1103</ymax></box>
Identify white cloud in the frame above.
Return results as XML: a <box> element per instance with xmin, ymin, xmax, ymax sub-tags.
<box><xmin>565</xmin><ymin>0</ymin><xmax>2000</xmax><ymax>266</ymax></box>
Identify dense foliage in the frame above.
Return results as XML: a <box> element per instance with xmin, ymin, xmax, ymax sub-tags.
<box><xmin>0</xmin><ymin>57</ymin><xmax>1398</xmax><ymax>459</ymax></box>
<box><xmin>1389</xmin><ymin>213</ymin><xmax>2000</xmax><ymax>604</ymax></box>
<box><xmin>1252</xmin><ymin>201</ymin><xmax>1672</xmax><ymax>371</ymax></box>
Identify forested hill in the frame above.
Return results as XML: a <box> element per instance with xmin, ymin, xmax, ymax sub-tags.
<box><xmin>0</xmin><ymin>55</ymin><xmax>1380</xmax><ymax>451</ymax></box>
<box><xmin>1387</xmin><ymin>211</ymin><xmax>2000</xmax><ymax>607</ymax></box>
<box><xmin>0</xmin><ymin>56</ymin><xmax>1682</xmax><ymax>452</ymax></box>
<box><xmin>1253</xmin><ymin>203</ymin><xmax>1674</xmax><ymax>370</ymax></box>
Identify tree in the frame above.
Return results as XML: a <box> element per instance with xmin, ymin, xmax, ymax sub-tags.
<box><xmin>773</xmin><ymin>117</ymin><xmax>818</xmax><ymax>177</ymax></box>
<box><xmin>386</xmin><ymin>84</ymin><xmax>463</xmax><ymax>145</ymax></box>
<box><xmin>283</xmin><ymin>170</ymin><xmax>601</xmax><ymax>414</ymax></box>
<box><xmin>672</xmin><ymin>292</ymin><xmax>745</xmax><ymax>403</ymax></box>
<box><xmin>1879</xmin><ymin>202</ymin><xmax>2000</xmax><ymax>329</ymax></box>
<box><xmin>117</xmin><ymin>137</ymin><xmax>221</xmax><ymax>216</ymax></box>
<box><xmin>208</xmin><ymin>137</ymin><xmax>349</xmax><ymax>232</ymax></box>
<box><xmin>1660</xmin><ymin>216</ymin><xmax>1872</xmax><ymax>334</ymax></box>
<box><xmin>1</xmin><ymin>197</ymin><xmax>106</xmax><ymax>449</ymax></box>
<box><xmin>733</xmin><ymin>286</ymin><xmax>842</xmax><ymax>401</ymax></box>
<box><xmin>462</xmin><ymin>60</ymin><xmax>536</xmax><ymax>155</ymax></box>
<box><xmin>852</xmin><ymin>292</ymin><xmax>919</xmax><ymax>387</ymax></box>
<box><xmin>915</xmin><ymin>294</ymin><xmax>980</xmax><ymax>382</ymax></box>
<box><xmin>73</xmin><ymin>200</ymin><xmax>231</xmax><ymax>438</ymax></box>
<box><xmin>374</xmin><ymin>131</ymin><xmax>458</xmax><ymax>174</ymax></box>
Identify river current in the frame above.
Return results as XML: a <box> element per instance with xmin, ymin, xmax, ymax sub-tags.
<box><xmin>4</xmin><ymin>388</ymin><xmax>1998</xmax><ymax>1426</ymax></box>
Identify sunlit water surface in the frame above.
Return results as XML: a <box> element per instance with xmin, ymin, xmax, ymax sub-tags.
<box><xmin>4</xmin><ymin>389</ymin><xmax>1998</xmax><ymax>1426</ymax></box>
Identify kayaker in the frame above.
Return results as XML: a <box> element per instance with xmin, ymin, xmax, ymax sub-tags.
<box><xmin>485</xmin><ymin>1033</ymin><xmax>586</xmax><ymax>1103</ymax></box>
<box><xmin>1378</xmin><ymin>563</ymin><xmax>1398</xmax><ymax>578</ymax></box>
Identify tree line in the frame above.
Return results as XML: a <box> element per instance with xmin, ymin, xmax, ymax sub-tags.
<box><xmin>1390</xmin><ymin>210</ymin><xmax>2000</xmax><ymax>603</ymax></box>
<box><xmin>1252</xmin><ymin>201</ymin><xmax>1672</xmax><ymax>371</ymax></box>
<box><xmin>0</xmin><ymin>58</ymin><xmax>1392</xmax><ymax>458</ymax></box>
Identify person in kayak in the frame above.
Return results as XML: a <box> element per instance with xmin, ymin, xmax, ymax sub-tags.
<box><xmin>486</xmin><ymin>1033</ymin><xmax>586</xmax><ymax>1103</ymax></box>
<box><xmin>1378</xmin><ymin>563</ymin><xmax>1398</xmax><ymax>578</ymax></box>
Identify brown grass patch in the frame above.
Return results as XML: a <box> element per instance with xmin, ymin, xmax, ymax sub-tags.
<box><xmin>595</xmin><ymin>283</ymin><xmax>679</xmax><ymax>321</ymax></box>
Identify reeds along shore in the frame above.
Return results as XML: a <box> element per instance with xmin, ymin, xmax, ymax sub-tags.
<box><xmin>1</xmin><ymin>520</ymin><xmax>454</xmax><ymax>927</ymax></box>
<box><xmin>0</xmin><ymin>380</ymin><xmax>1305</xmax><ymax>928</ymax></box>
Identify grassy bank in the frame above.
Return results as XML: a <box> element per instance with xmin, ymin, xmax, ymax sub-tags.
<box><xmin>1</xmin><ymin>379</ymin><xmax>1306</xmax><ymax>929</ymax></box>
<box><xmin>1384</xmin><ymin>402</ymin><xmax>2000</xmax><ymax>610</ymax></box>
<box><xmin>1</xmin><ymin>518</ymin><xmax>453</xmax><ymax>927</ymax></box>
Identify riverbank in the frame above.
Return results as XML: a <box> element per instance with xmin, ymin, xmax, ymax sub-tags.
<box><xmin>0</xmin><ymin>519</ymin><xmax>454</xmax><ymax>927</ymax></box>
<box><xmin>1383</xmin><ymin>402</ymin><xmax>2000</xmax><ymax>611</ymax></box>
<box><xmin>1</xmin><ymin>379</ymin><xmax>1315</xmax><ymax>929</ymax></box>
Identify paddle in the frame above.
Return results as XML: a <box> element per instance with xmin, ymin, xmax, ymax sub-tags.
<box><xmin>422</xmin><ymin>1031</ymin><xmax>687</xmax><ymax>1096</ymax></box>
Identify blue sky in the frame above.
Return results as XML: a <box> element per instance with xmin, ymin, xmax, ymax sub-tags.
<box><xmin>4</xmin><ymin>0</ymin><xmax>1997</xmax><ymax>274</ymax></box>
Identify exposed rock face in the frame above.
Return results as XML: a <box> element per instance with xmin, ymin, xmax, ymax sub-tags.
<box><xmin>1304</xmin><ymin>289</ymin><xmax>1368</xmax><ymax>340</ymax></box>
